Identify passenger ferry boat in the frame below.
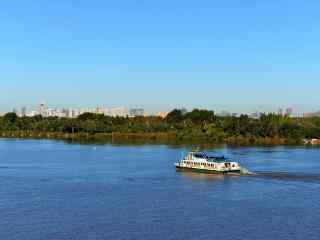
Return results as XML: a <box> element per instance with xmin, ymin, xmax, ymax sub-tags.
<box><xmin>175</xmin><ymin>151</ymin><xmax>242</xmax><ymax>174</ymax></box>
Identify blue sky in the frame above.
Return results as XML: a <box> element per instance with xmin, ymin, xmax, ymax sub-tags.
<box><xmin>1</xmin><ymin>0</ymin><xmax>320</xmax><ymax>114</ymax></box>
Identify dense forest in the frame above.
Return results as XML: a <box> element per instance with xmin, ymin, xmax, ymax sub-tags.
<box><xmin>1</xmin><ymin>109</ymin><xmax>320</xmax><ymax>145</ymax></box>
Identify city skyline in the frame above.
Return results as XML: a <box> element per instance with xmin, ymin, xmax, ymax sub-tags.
<box><xmin>3</xmin><ymin>100</ymin><xmax>320</xmax><ymax>118</ymax></box>
<box><xmin>1</xmin><ymin>1</ymin><xmax>320</xmax><ymax>113</ymax></box>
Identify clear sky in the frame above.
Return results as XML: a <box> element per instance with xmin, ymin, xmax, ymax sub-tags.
<box><xmin>1</xmin><ymin>0</ymin><xmax>320</xmax><ymax>114</ymax></box>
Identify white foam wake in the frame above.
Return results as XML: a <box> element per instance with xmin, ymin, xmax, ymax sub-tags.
<box><xmin>240</xmin><ymin>167</ymin><xmax>256</xmax><ymax>175</ymax></box>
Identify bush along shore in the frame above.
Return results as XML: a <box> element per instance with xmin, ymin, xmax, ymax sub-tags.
<box><xmin>1</xmin><ymin>109</ymin><xmax>319</xmax><ymax>145</ymax></box>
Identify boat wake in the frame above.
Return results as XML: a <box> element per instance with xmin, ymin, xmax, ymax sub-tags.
<box><xmin>239</xmin><ymin>167</ymin><xmax>256</xmax><ymax>175</ymax></box>
<box><xmin>239</xmin><ymin>168</ymin><xmax>320</xmax><ymax>183</ymax></box>
<box><xmin>252</xmin><ymin>171</ymin><xmax>320</xmax><ymax>183</ymax></box>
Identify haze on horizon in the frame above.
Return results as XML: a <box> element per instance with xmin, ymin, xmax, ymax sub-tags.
<box><xmin>1</xmin><ymin>1</ymin><xmax>320</xmax><ymax>114</ymax></box>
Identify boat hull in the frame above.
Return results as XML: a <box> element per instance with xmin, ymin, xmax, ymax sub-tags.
<box><xmin>176</xmin><ymin>165</ymin><xmax>241</xmax><ymax>174</ymax></box>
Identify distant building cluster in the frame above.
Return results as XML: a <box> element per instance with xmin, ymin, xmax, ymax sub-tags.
<box><xmin>5</xmin><ymin>102</ymin><xmax>320</xmax><ymax>120</ymax></box>
<box><xmin>216</xmin><ymin>106</ymin><xmax>297</xmax><ymax>119</ymax></box>
<box><xmin>7</xmin><ymin>101</ymin><xmax>169</xmax><ymax>119</ymax></box>
<box><xmin>129</xmin><ymin>108</ymin><xmax>145</xmax><ymax>117</ymax></box>
<box><xmin>217</xmin><ymin>111</ymin><xmax>238</xmax><ymax>117</ymax></box>
<box><xmin>303</xmin><ymin>111</ymin><xmax>320</xmax><ymax>118</ymax></box>
<box><xmin>156</xmin><ymin>112</ymin><xmax>169</xmax><ymax>118</ymax></box>
<box><xmin>277</xmin><ymin>107</ymin><xmax>293</xmax><ymax>117</ymax></box>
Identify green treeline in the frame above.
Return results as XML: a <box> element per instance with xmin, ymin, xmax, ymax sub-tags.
<box><xmin>1</xmin><ymin>109</ymin><xmax>320</xmax><ymax>145</ymax></box>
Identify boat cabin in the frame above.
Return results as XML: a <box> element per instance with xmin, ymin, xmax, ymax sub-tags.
<box><xmin>185</xmin><ymin>152</ymin><xmax>227</xmax><ymax>163</ymax></box>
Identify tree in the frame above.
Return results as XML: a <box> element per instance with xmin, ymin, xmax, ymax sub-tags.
<box><xmin>184</xmin><ymin>109</ymin><xmax>215</xmax><ymax>123</ymax></box>
<box><xmin>78</xmin><ymin>113</ymin><xmax>98</xmax><ymax>121</ymax></box>
<box><xmin>166</xmin><ymin>109</ymin><xmax>184</xmax><ymax>123</ymax></box>
<box><xmin>4</xmin><ymin>112</ymin><xmax>18</xmax><ymax>124</ymax></box>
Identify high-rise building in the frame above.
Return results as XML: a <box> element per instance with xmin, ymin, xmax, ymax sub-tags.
<box><xmin>73</xmin><ymin>109</ymin><xmax>80</xmax><ymax>118</ymax></box>
<box><xmin>285</xmin><ymin>107</ymin><xmax>293</xmax><ymax>117</ymax></box>
<box><xmin>95</xmin><ymin>107</ymin><xmax>105</xmax><ymax>114</ymax></box>
<box><xmin>104</xmin><ymin>108</ymin><xmax>110</xmax><ymax>116</ymax></box>
<box><xmin>21</xmin><ymin>107</ymin><xmax>27</xmax><ymax>117</ymax></box>
<box><xmin>278</xmin><ymin>108</ymin><xmax>283</xmax><ymax>116</ymax></box>
<box><xmin>250</xmin><ymin>111</ymin><xmax>260</xmax><ymax>119</ymax></box>
<box><xmin>218</xmin><ymin>111</ymin><xmax>231</xmax><ymax>117</ymax></box>
<box><xmin>27</xmin><ymin>110</ymin><xmax>39</xmax><ymax>117</ymax></box>
<box><xmin>39</xmin><ymin>101</ymin><xmax>47</xmax><ymax>117</ymax></box>
<box><xmin>181</xmin><ymin>108</ymin><xmax>188</xmax><ymax>115</ymax></box>
<box><xmin>61</xmin><ymin>109</ymin><xmax>68</xmax><ymax>118</ymax></box>
<box><xmin>110</xmin><ymin>107</ymin><xmax>128</xmax><ymax>117</ymax></box>
<box><xmin>130</xmin><ymin>108</ymin><xmax>144</xmax><ymax>117</ymax></box>
<box><xmin>66</xmin><ymin>109</ymin><xmax>72</xmax><ymax>118</ymax></box>
<box><xmin>47</xmin><ymin>108</ymin><xmax>57</xmax><ymax>117</ymax></box>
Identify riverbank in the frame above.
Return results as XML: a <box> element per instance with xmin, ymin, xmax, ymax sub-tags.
<box><xmin>0</xmin><ymin>131</ymin><xmax>303</xmax><ymax>146</ymax></box>
<box><xmin>0</xmin><ymin>110</ymin><xmax>318</xmax><ymax>146</ymax></box>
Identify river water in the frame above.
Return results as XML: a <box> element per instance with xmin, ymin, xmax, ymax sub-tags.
<box><xmin>0</xmin><ymin>139</ymin><xmax>319</xmax><ymax>240</ymax></box>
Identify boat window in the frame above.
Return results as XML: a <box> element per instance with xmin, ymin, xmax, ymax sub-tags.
<box><xmin>208</xmin><ymin>156</ymin><xmax>227</xmax><ymax>162</ymax></box>
<box><xmin>194</xmin><ymin>153</ymin><xmax>206</xmax><ymax>159</ymax></box>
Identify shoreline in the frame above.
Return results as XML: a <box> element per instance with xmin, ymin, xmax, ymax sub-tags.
<box><xmin>0</xmin><ymin>131</ymin><xmax>305</xmax><ymax>146</ymax></box>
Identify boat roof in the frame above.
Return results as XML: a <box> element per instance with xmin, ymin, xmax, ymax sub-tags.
<box><xmin>188</xmin><ymin>152</ymin><xmax>228</xmax><ymax>162</ymax></box>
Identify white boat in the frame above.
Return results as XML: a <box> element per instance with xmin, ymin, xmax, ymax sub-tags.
<box><xmin>175</xmin><ymin>151</ymin><xmax>242</xmax><ymax>174</ymax></box>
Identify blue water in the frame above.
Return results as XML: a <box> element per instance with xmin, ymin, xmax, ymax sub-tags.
<box><xmin>0</xmin><ymin>139</ymin><xmax>319</xmax><ymax>240</ymax></box>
